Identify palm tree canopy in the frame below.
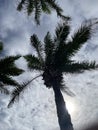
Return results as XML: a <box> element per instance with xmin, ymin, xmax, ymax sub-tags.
<box><xmin>17</xmin><ymin>0</ymin><xmax>70</xmax><ymax>24</ymax></box>
<box><xmin>8</xmin><ymin>20</ymin><xmax>98</xmax><ymax>107</ymax></box>
<box><xmin>26</xmin><ymin>21</ymin><xmax>98</xmax><ymax>85</ymax></box>
<box><xmin>0</xmin><ymin>42</ymin><xmax>24</xmax><ymax>94</ymax></box>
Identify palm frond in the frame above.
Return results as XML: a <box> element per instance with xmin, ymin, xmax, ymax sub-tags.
<box><xmin>8</xmin><ymin>74</ymin><xmax>42</xmax><ymax>108</ymax></box>
<box><xmin>0</xmin><ymin>41</ymin><xmax>3</xmax><ymax>52</ymax></box>
<box><xmin>46</xmin><ymin>0</ymin><xmax>62</xmax><ymax>15</ymax></box>
<box><xmin>30</xmin><ymin>34</ymin><xmax>44</xmax><ymax>63</ymax></box>
<box><xmin>60</xmin><ymin>85</ymin><xmax>75</xmax><ymax>97</ymax></box>
<box><xmin>47</xmin><ymin>0</ymin><xmax>70</xmax><ymax>20</ymax></box>
<box><xmin>34</xmin><ymin>0</ymin><xmax>41</xmax><ymax>24</ymax></box>
<box><xmin>40</xmin><ymin>0</ymin><xmax>51</xmax><ymax>14</ymax></box>
<box><xmin>8</xmin><ymin>81</ymin><xmax>30</xmax><ymax>108</ymax></box>
<box><xmin>0</xmin><ymin>55</ymin><xmax>21</xmax><ymax>64</ymax></box>
<box><xmin>0</xmin><ymin>82</ymin><xmax>9</xmax><ymax>94</ymax></box>
<box><xmin>44</xmin><ymin>32</ymin><xmax>54</xmax><ymax>66</ymax></box>
<box><xmin>17</xmin><ymin>0</ymin><xmax>26</xmax><ymax>11</ymax></box>
<box><xmin>17</xmin><ymin>0</ymin><xmax>69</xmax><ymax>25</ymax></box>
<box><xmin>58</xmin><ymin>14</ymin><xmax>71</xmax><ymax>21</ymax></box>
<box><xmin>0</xmin><ymin>63</ymin><xmax>24</xmax><ymax>76</ymax></box>
<box><xmin>65</xmin><ymin>23</ymin><xmax>92</xmax><ymax>59</ymax></box>
<box><xmin>0</xmin><ymin>55</ymin><xmax>24</xmax><ymax>76</ymax></box>
<box><xmin>27</xmin><ymin>0</ymin><xmax>34</xmax><ymax>15</ymax></box>
<box><xmin>0</xmin><ymin>44</ymin><xmax>23</xmax><ymax>87</ymax></box>
<box><xmin>0</xmin><ymin>67</ymin><xmax>24</xmax><ymax>76</ymax></box>
<box><xmin>24</xmin><ymin>55</ymin><xmax>43</xmax><ymax>70</ymax></box>
<box><xmin>54</xmin><ymin>22</ymin><xmax>70</xmax><ymax>44</ymax></box>
<box><xmin>62</xmin><ymin>61</ymin><xmax>98</xmax><ymax>73</ymax></box>
<box><xmin>52</xmin><ymin>23</ymin><xmax>71</xmax><ymax>69</ymax></box>
<box><xmin>54</xmin><ymin>43</ymin><xmax>68</xmax><ymax>69</ymax></box>
<box><xmin>0</xmin><ymin>74</ymin><xmax>19</xmax><ymax>86</ymax></box>
<box><xmin>44</xmin><ymin>32</ymin><xmax>54</xmax><ymax>54</ymax></box>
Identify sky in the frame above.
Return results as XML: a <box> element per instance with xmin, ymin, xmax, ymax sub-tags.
<box><xmin>0</xmin><ymin>0</ymin><xmax>98</xmax><ymax>130</ymax></box>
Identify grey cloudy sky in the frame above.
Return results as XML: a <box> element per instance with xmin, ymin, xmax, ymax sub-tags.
<box><xmin>0</xmin><ymin>0</ymin><xmax>98</xmax><ymax>130</ymax></box>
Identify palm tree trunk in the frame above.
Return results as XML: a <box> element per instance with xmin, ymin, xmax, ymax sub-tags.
<box><xmin>52</xmin><ymin>83</ymin><xmax>74</xmax><ymax>130</ymax></box>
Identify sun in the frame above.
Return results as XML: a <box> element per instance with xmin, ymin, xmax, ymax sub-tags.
<box><xmin>66</xmin><ymin>100</ymin><xmax>76</xmax><ymax>115</ymax></box>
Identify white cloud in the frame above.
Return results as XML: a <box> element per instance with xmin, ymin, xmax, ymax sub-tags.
<box><xmin>0</xmin><ymin>0</ymin><xmax>98</xmax><ymax>130</ymax></box>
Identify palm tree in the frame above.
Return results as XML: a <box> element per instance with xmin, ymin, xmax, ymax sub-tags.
<box><xmin>17</xmin><ymin>0</ymin><xmax>70</xmax><ymax>24</ymax></box>
<box><xmin>0</xmin><ymin>41</ymin><xmax>24</xmax><ymax>94</ymax></box>
<box><xmin>8</xmin><ymin>20</ymin><xmax>98</xmax><ymax>130</ymax></box>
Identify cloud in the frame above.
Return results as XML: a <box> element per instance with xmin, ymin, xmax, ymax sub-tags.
<box><xmin>74</xmin><ymin>0</ymin><xmax>98</xmax><ymax>18</ymax></box>
<box><xmin>0</xmin><ymin>0</ymin><xmax>60</xmax><ymax>55</ymax></box>
<box><xmin>0</xmin><ymin>0</ymin><xmax>98</xmax><ymax>130</ymax></box>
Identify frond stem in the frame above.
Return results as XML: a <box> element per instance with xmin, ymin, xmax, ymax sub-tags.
<box><xmin>24</xmin><ymin>74</ymin><xmax>42</xmax><ymax>86</ymax></box>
